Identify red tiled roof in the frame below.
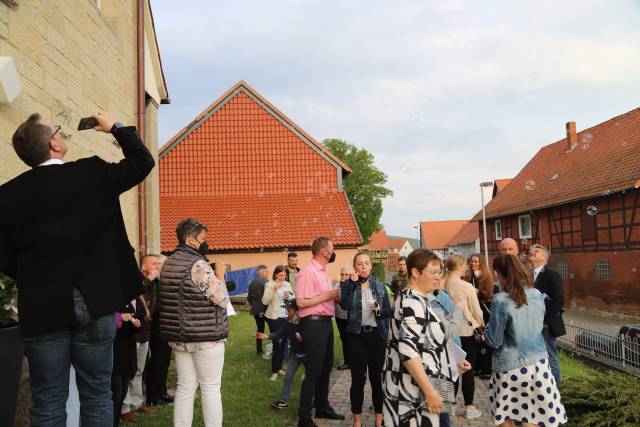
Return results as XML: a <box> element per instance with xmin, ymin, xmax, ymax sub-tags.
<box><xmin>161</xmin><ymin>194</ymin><xmax>361</xmax><ymax>251</ymax></box>
<box><xmin>492</xmin><ymin>179</ymin><xmax>512</xmax><ymax>198</ymax></box>
<box><xmin>388</xmin><ymin>238</ymin><xmax>409</xmax><ymax>251</ymax></box>
<box><xmin>473</xmin><ymin>108</ymin><xmax>640</xmax><ymax>220</ymax></box>
<box><xmin>368</xmin><ymin>230</ymin><xmax>389</xmax><ymax>250</ymax></box>
<box><xmin>447</xmin><ymin>221</ymin><xmax>479</xmax><ymax>246</ymax></box>
<box><xmin>420</xmin><ymin>220</ymin><xmax>468</xmax><ymax>250</ymax></box>
<box><xmin>159</xmin><ymin>81</ymin><xmax>362</xmax><ymax>251</ymax></box>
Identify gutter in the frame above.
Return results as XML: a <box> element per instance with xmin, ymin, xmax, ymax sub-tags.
<box><xmin>136</xmin><ymin>0</ymin><xmax>147</xmax><ymax>259</ymax></box>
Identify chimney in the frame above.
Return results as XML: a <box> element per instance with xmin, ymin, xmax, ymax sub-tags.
<box><xmin>566</xmin><ymin>121</ymin><xmax>577</xmax><ymax>150</ymax></box>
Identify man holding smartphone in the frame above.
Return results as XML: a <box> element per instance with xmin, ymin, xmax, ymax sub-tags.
<box><xmin>0</xmin><ymin>112</ymin><xmax>154</xmax><ymax>426</ymax></box>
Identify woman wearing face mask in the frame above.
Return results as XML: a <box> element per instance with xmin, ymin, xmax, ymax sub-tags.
<box><xmin>443</xmin><ymin>254</ymin><xmax>485</xmax><ymax>420</ymax></box>
<box><xmin>466</xmin><ymin>253</ymin><xmax>496</xmax><ymax>379</ymax></box>
<box><xmin>383</xmin><ymin>249</ymin><xmax>471</xmax><ymax>427</ymax></box>
<box><xmin>157</xmin><ymin>219</ymin><xmax>229</xmax><ymax>427</ymax></box>
<box><xmin>262</xmin><ymin>265</ymin><xmax>295</xmax><ymax>380</ymax></box>
<box><xmin>340</xmin><ymin>252</ymin><xmax>392</xmax><ymax>427</ymax></box>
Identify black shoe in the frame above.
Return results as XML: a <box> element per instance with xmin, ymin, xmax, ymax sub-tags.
<box><xmin>270</xmin><ymin>400</ymin><xmax>288</xmax><ymax>410</ymax></box>
<box><xmin>298</xmin><ymin>419</ymin><xmax>318</xmax><ymax>427</ymax></box>
<box><xmin>160</xmin><ymin>394</ymin><xmax>174</xmax><ymax>404</ymax></box>
<box><xmin>479</xmin><ymin>373</ymin><xmax>492</xmax><ymax>380</ymax></box>
<box><xmin>315</xmin><ymin>407</ymin><xmax>344</xmax><ymax>420</ymax></box>
<box><xmin>336</xmin><ymin>363</ymin><xmax>350</xmax><ymax>370</ymax></box>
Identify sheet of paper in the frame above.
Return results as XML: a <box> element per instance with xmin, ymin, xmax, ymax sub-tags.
<box><xmin>226</xmin><ymin>301</ymin><xmax>237</xmax><ymax>316</ymax></box>
<box><xmin>446</xmin><ymin>341</ymin><xmax>467</xmax><ymax>366</ymax></box>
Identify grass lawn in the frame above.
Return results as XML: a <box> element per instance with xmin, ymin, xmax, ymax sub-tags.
<box><xmin>131</xmin><ymin>310</ymin><xmax>344</xmax><ymax>426</ymax></box>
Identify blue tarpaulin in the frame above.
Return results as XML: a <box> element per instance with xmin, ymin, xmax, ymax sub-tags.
<box><xmin>225</xmin><ymin>266</ymin><xmax>259</xmax><ymax>296</ymax></box>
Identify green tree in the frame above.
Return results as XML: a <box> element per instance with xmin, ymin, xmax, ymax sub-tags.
<box><xmin>323</xmin><ymin>138</ymin><xmax>393</xmax><ymax>242</ymax></box>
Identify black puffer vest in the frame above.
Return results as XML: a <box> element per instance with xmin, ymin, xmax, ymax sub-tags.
<box><xmin>158</xmin><ymin>245</ymin><xmax>228</xmax><ymax>343</ymax></box>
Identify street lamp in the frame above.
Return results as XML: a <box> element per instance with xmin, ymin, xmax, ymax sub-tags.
<box><xmin>480</xmin><ymin>181</ymin><xmax>493</xmax><ymax>270</ymax></box>
<box><xmin>413</xmin><ymin>225</ymin><xmax>419</xmax><ymax>245</ymax></box>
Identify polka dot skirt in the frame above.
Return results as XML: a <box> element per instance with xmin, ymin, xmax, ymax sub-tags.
<box><xmin>488</xmin><ymin>359</ymin><xmax>567</xmax><ymax>426</ymax></box>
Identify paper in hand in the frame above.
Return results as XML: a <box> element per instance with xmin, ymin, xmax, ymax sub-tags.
<box><xmin>226</xmin><ymin>301</ymin><xmax>237</xmax><ymax>316</ymax></box>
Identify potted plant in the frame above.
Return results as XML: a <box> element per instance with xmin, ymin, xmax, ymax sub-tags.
<box><xmin>0</xmin><ymin>271</ymin><xmax>22</xmax><ymax>426</ymax></box>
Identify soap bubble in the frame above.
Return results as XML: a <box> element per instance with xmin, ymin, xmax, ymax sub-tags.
<box><xmin>266</xmin><ymin>172</ymin><xmax>274</xmax><ymax>180</ymax></box>
<box><xmin>234</xmin><ymin>230</ymin><xmax>241</xmax><ymax>237</ymax></box>
<box><xmin>400</xmin><ymin>162</ymin><xmax>413</xmax><ymax>173</ymax></box>
<box><xmin>581</xmin><ymin>143</ymin><xmax>590</xmax><ymax>150</ymax></box>
<box><xmin>580</xmin><ymin>133</ymin><xmax>593</xmax><ymax>144</ymax></box>
<box><xmin>305</xmin><ymin>196</ymin><xmax>312</xmax><ymax>204</ymax></box>
<box><xmin>586</xmin><ymin>206</ymin><xmax>598</xmax><ymax>216</ymax></box>
<box><xmin>336</xmin><ymin>227</ymin><xmax>344</xmax><ymax>237</ymax></box>
<box><xmin>255</xmin><ymin>229</ymin><xmax>262</xmax><ymax>236</ymax></box>
<box><xmin>259</xmin><ymin>247</ymin><xmax>264</xmax><ymax>253</ymax></box>
<box><xmin>549</xmin><ymin>173</ymin><xmax>560</xmax><ymax>181</ymax></box>
<box><xmin>409</xmin><ymin>113</ymin><xmax>420</xmax><ymax>122</ymax></box>
<box><xmin>524</xmin><ymin>180</ymin><xmax>537</xmax><ymax>191</ymax></box>
<box><xmin>257</xmin><ymin>190</ymin><xmax>265</xmax><ymax>198</ymax></box>
<box><xmin>602</xmin><ymin>189</ymin><xmax>611</xmax><ymax>196</ymax></box>
<box><xmin>529</xmin><ymin>72</ymin><xmax>539</xmax><ymax>80</ymax></box>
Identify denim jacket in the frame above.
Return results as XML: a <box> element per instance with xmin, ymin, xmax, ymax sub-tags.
<box><xmin>339</xmin><ymin>276</ymin><xmax>392</xmax><ymax>339</ymax></box>
<box><xmin>485</xmin><ymin>287</ymin><xmax>548</xmax><ymax>373</ymax></box>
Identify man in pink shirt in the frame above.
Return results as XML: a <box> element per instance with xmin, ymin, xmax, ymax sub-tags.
<box><xmin>296</xmin><ymin>237</ymin><xmax>344</xmax><ymax>427</ymax></box>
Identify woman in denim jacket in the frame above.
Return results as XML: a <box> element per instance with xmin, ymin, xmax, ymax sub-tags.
<box><xmin>485</xmin><ymin>255</ymin><xmax>567</xmax><ymax>427</ymax></box>
<box><xmin>340</xmin><ymin>252</ymin><xmax>392</xmax><ymax>427</ymax></box>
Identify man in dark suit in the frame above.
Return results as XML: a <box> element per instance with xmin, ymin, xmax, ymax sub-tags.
<box><xmin>529</xmin><ymin>243</ymin><xmax>566</xmax><ymax>383</ymax></box>
<box><xmin>247</xmin><ymin>265</ymin><xmax>269</xmax><ymax>356</ymax></box>
<box><xmin>0</xmin><ymin>112</ymin><xmax>154</xmax><ymax>426</ymax></box>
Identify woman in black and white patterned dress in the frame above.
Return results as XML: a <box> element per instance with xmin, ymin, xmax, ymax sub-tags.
<box><xmin>383</xmin><ymin>249</ymin><xmax>470</xmax><ymax>427</ymax></box>
<box><xmin>485</xmin><ymin>255</ymin><xmax>567</xmax><ymax>427</ymax></box>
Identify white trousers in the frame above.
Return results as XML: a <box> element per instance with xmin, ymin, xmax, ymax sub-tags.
<box><xmin>122</xmin><ymin>341</ymin><xmax>150</xmax><ymax>413</ymax></box>
<box><xmin>174</xmin><ymin>343</ymin><xmax>225</xmax><ymax>427</ymax></box>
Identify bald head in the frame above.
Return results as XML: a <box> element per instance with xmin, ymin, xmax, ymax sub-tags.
<box><xmin>499</xmin><ymin>238</ymin><xmax>519</xmax><ymax>256</ymax></box>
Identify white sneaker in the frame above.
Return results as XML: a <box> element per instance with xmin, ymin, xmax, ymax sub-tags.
<box><xmin>465</xmin><ymin>407</ymin><xmax>481</xmax><ymax>419</ymax></box>
<box><xmin>270</xmin><ymin>373</ymin><xmax>278</xmax><ymax>381</ymax></box>
<box><xmin>278</xmin><ymin>369</ymin><xmax>286</xmax><ymax>375</ymax></box>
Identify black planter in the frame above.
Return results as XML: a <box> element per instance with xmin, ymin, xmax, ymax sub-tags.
<box><xmin>0</xmin><ymin>325</ymin><xmax>23</xmax><ymax>427</ymax></box>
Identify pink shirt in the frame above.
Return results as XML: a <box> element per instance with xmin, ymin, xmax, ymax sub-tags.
<box><xmin>297</xmin><ymin>259</ymin><xmax>335</xmax><ymax>318</ymax></box>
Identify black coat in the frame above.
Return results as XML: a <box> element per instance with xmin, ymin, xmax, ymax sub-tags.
<box><xmin>0</xmin><ymin>126</ymin><xmax>154</xmax><ymax>337</ymax></box>
<box><xmin>247</xmin><ymin>277</ymin><xmax>268</xmax><ymax>316</ymax></box>
<box><xmin>534</xmin><ymin>267</ymin><xmax>566</xmax><ymax>337</ymax></box>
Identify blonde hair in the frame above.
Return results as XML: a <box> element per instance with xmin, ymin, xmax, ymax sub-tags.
<box><xmin>443</xmin><ymin>254</ymin><xmax>466</xmax><ymax>294</ymax></box>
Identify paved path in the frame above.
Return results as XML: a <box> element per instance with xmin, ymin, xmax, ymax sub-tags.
<box><xmin>295</xmin><ymin>369</ymin><xmax>494</xmax><ymax>426</ymax></box>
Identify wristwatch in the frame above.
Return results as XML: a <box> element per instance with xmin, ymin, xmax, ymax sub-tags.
<box><xmin>110</xmin><ymin>122</ymin><xmax>124</xmax><ymax>133</ymax></box>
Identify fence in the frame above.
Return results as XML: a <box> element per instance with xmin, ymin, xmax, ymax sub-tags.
<box><xmin>558</xmin><ymin>322</ymin><xmax>640</xmax><ymax>375</ymax></box>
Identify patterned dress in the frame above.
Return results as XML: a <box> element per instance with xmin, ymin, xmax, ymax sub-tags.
<box><xmin>383</xmin><ymin>288</ymin><xmax>446</xmax><ymax>427</ymax></box>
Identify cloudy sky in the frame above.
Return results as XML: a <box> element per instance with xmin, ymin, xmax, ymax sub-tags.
<box><xmin>152</xmin><ymin>0</ymin><xmax>640</xmax><ymax>239</ymax></box>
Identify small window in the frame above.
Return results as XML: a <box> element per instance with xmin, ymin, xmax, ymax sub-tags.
<box><xmin>518</xmin><ymin>214</ymin><xmax>532</xmax><ymax>239</ymax></box>
<box><xmin>495</xmin><ymin>220</ymin><xmax>502</xmax><ymax>240</ymax></box>
<box><xmin>596</xmin><ymin>260</ymin><xmax>611</xmax><ymax>280</ymax></box>
<box><xmin>556</xmin><ymin>260</ymin><xmax>569</xmax><ymax>277</ymax></box>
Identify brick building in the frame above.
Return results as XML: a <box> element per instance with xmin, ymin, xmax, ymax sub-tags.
<box><xmin>473</xmin><ymin>109</ymin><xmax>640</xmax><ymax>316</ymax></box>
<box><xmin>159</xmin><ymin>81</ymin><xmax>362</xmax><ymax>281</ymax></box>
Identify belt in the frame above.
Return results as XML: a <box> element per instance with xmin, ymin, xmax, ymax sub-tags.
<box><xmin>304</xmin><ymin>315</ymin><xmax>332</xmax><ymax>321</ymax></box>
<box><xmin>361</xmin><ymin>325</ymin><xmax>377</xmax><ymax>333</ymax></box>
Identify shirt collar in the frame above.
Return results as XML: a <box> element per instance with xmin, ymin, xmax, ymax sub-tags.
<box><xmin>310</xmin><ymin>258</ymin><xmax>327</xmax><ymax>272</ymax></box>
<box><xmin>534</xmin><ymin>266</ymin><xmax>544</xmax><ymax>275</ymax></box>
<box><xmin>38</xmin><ymin>158</ymin><xmax>64</xmax><ymax>166</ymax></box>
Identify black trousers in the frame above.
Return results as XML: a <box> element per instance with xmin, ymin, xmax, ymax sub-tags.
<box><xmin>298</xmin><ymin>317</ymin><xmax>334</xmax><ymax>422</ymax></box>
<box><xmin>345</xmin><ymin>329</ymin><xmax>385</xmax><ymax>414</ymax></box>
<box><xmin>460</xmin><ymin>335</ymin><xmax>480</xmax><ymax>406</ymax></box>
<box><xmin>476</xmin><ymin>301</ymin><xmax>493</xmax><ymax>375</ymax></box>
<box><xmin>335</xmin><ymin>318</ymin><xmax>350</xmax><ymax>365</ymax></box>
<box><xmin>111</xmin><ymin>371</ymin><xmax>131</xmax><ymax>427</ymax></box>
<box><xmin>254</xmin><ymin>314</ymin><xmax>266</xmax><ymax>355</ymax></box>
<box><xmin>146</xmin><ymin>332</ymin><xmax>172</xmax><ymax>403</ymax></box>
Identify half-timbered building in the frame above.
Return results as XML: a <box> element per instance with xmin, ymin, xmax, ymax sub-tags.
<box><xmin>473</xmin><ymin>108</ymin><xmax>640</xmax><ymax>315</ymax></box>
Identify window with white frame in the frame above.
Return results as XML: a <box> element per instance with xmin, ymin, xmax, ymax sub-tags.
<box><xmin>518</xmin><ymin>214</ymin><xmax>532</xmax><ymax>239</ymax></box>
<box><xmin>595</xmin><ymin>260</ymin><xmax>611</xmax><ymax>280</ymax></box>
<box><xmin>495</xmin><ymin>220</ymin><xmax>502</xmax><ymax>240</ymax></box>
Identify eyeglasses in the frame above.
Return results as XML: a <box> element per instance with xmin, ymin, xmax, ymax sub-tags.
<box><xmin>50</xmin><ymin>125</ymin><xmax>61</xmax><ymax>140</ymax></box>
<box><xmin>424</xmin><ymin>269</ymin><xmax>444</xmax><ymax>278</ymax></box>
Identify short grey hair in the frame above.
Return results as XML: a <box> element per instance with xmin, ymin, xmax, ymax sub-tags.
<box><xmin>530</xmin><ymin>244</ymin><xmax>549</xmax><ymax>257</ymax></box>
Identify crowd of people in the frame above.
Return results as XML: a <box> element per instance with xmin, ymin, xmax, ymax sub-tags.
<box><xmin>0</xmin><ymin>113</ymin><xmax>568</xmax><ymax>427</ymax></box>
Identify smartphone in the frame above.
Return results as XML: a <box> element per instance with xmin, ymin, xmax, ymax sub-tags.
<box><xmin>77</xmin><ymin>117</ymin><xmax>99</xmax><ymax>131</ymax></box>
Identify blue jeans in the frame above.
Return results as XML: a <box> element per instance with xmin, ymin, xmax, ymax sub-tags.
<box><xmin>279</xmin><ymin>353</ymin><xmax>305</xmax><ymax>403</ymax></box>
<box><xmin>542</xmin><ymin>326</ymin><xmax>561</xmax><ymax>383</ymax></box>
<box><xmin>439</xmin><ymin>412</ymin><xmax>452</xmax><ymax>427</ymax></box>
<box><xmin>23</xmin><ymin>288</ymin><xmax>116</xmax><ymax>427</ymax></box>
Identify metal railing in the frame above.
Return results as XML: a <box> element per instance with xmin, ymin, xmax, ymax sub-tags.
<box><xmin>557</xmin><ymin>322</ymin><xmax>640</xmax><ymax>375</ymax></box>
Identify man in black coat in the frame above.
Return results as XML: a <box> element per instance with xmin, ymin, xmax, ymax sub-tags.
<box><xmin>0</xmin><ymin>112</ymin><xmax>154</xmax><ymax>426</ymax></box>
<box><xmin>247</xmin><ymin>265</ymin><xmax>269</xmax><ymax>356</ymax></box>
<box><xmin>529</xmin><ymin>243</ymin><xmax>566</xmax><ymax>383</ymax></box>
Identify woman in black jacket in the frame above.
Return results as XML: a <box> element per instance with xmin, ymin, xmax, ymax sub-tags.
<box><xmin>112</xmin><ymin>301</ymin><xmax>142</xmax><ymax>426</ymax></box>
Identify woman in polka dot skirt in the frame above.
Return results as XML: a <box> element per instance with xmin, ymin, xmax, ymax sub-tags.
<box><xmin>484</xmin><ymin>255</ymin><xmax>567</xmax><ymax>427</ymax></box>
